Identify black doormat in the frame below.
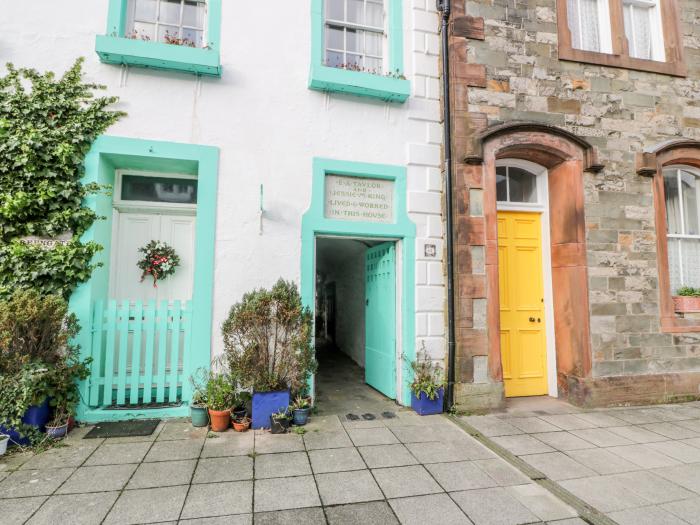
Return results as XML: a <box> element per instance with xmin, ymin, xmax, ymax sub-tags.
<box><xmin>84</xmin><ymin>419</ymin><xmax>161</xmax><ymax>439</ymax></box>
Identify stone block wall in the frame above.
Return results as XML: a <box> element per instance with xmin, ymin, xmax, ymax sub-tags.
<box><xmin>447</xmin><ymin>0</ymin><xmax>700</xmax><ymax>408</ymax></box>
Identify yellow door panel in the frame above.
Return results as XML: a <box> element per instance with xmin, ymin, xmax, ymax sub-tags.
<box><xmin>498</xmin><ymin>211</ymin><xmax>548</xmax><ymax>397</ymax></box>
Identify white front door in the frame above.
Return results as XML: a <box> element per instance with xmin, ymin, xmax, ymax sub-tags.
<box><xmin>109</xmin><ymin>210</ymin><xmax>196</xmax><ymax>302</ymax></box>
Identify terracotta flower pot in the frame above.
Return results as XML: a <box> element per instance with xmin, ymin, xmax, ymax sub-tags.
<box><xmin>208</xmin><ymin>408</ymin><xmax>231</xmax><ymax>432</ymax></box>
<box><xmin>233</xmin><ymin>417</ymin><xmax>250</xmax><ymax>432</ymax></box>
<box><xmin>673</xmin><ymin>296</ymin><xmax>700</xmax><ymax>313</ymax></box>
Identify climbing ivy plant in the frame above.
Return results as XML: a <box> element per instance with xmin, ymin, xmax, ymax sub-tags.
<box><xmin>0</xmin><ymin>58</ymin><xmax>125</xmax><ymax>299</ymax></box>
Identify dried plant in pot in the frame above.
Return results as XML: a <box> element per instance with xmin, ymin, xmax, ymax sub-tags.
<box><xmin>189</xmin><ymin>368</ymin><xmax>209</xmax><ymax>428</ymax></box>
<box><xmin>270</xmin><ymin>409</ymin><xmax>292</xmax><ymax>435</ymax></box>
<box><xmin>232</xmin><ymin>416</ymin><xmax>250</xmax><ymax>432</ymax></box>
<box><xmin>222</xmin><ymin>279</ymin><xmax>317</xmax><ymax>429</ymax></box>
<box><xmin>45</xmin><ymin>407</ymin><xmax>69</xmax><ymax>439</ymax></box>
<box><xmin>406</xmin><ymin>344</ymin><xmax>446</xmax><ymax>416</ymax></box>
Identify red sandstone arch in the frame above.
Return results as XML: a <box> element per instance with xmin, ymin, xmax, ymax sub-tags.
<box><xmin>475</xmin><ymin>122</ymin><xmax>599</xmax><ymax>393</ymax></box>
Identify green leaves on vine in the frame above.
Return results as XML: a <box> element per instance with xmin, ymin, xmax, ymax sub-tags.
<box><xmin>0</xmin><ymin>58</ymin><xmax>125</xmax><ymax>299</ymax></box>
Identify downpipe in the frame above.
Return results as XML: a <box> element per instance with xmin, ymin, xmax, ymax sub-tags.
<box><xmin>436</xmin><ymin>0</ymin><xmax>457</xmax><ymax>411</ymax></box>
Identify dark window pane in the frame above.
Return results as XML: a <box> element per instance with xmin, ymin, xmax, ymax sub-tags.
<box><xmin>681</xmin><ymin>170</ymin><xmax>699</xmax><ymax>235</ymax></box>
<box><xmin>121</xmin><ymin>175</ymin><xmax>197</xmax><ymax>204</ymax></box>
<box><xmin>496</xmin><ymin>167</ymin><xmax>507</xmax><ymax>202</ymax></box>
<box><xmin>664</xmin><ymin>169</ymin><xmax>681</xmax><ymax>234</ymax></box>
<box><xmin>508</xmin><ymin>167</ymin><xmax>537</xmax><ymax>203</ymax></box>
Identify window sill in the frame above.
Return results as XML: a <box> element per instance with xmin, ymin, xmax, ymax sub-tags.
<box><xmin>308</xmin><ymin>64</ymin><xmax>409</xmax><ymax>103</ymax></box>
<box><xmin>558</xmin><ymin>46</ymin><xmax>687</xmax><ymax>77</ymax></box>
<box><xmin>95</xmin><ymin>35</ymin><xmax>222</xmax><ymax>77</ymax></box>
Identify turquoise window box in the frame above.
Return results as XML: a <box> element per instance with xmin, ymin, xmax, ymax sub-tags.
<box><xmin>309</xmin><ymin>64</ymin><xmax>410</xmax><ymax>103</ymax></box>
<box><xmin>95</xmin><ymin>35</ymin><xmax>221</xmax><ymax>77</ymax></box>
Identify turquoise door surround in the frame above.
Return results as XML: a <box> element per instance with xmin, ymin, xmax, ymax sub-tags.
<box><xmin>365</xmin><ymin>242</ymin><xmax>397</xmax><ymax>399</ymax></box>
<box><xmin>96</xmin><ymin>0</ymin><xmax>222</xmax><ymax>77</ymax></box>
<box><xmin>70</xmin><ymin>136</ymin><xmax>219</xmax><ymax>423</ymax></box>
<box><xmin>301</xmin><ymin>158</ymin><xmax>416</xmax><ymax>405</ymax></box>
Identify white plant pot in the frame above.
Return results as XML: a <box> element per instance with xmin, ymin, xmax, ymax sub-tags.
<box><xmin>0</xmin><ymin>434</ymin><xmax>9</xmax><ymax>456</ymax></box>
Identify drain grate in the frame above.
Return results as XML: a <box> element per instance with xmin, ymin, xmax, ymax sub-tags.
<box><xmin>345</xmin><ymin>411</ymin><xmax>397</xmax><ymax>421</ymax></box>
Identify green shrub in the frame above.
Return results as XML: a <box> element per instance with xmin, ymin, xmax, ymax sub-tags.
<box><xmin>205</xmin><ymin>374</ymin><xmax>235</xmax><ymax>411</ymax></box>
<box><xmin>677</xmin><ymin>287</ymin><xmax>700</xmax><ymax>297</ymax></box>
<box><xmin>222</xmin><ymin>279</ymin><xmax>317</xmax><ymax>393</ymax></box>
<box><xmin>407</xmin><ymin>343</ymin><xmax>446</xmax><ymax>401</ymax></box>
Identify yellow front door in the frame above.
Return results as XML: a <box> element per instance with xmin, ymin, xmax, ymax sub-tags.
<box><xmin>497</xmin><ymin>211</ymin><xmax>548</xmax><ymax>397</ymax></box>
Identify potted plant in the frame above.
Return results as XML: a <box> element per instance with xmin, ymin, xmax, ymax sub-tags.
<box><xmin>0</xmin><ymin>433</ymin><xmax>8</xmax><ymax>456</ymax></box>
<box><xmin>407</xmin><ymin>346</ymin><xmax>446</xmax><ymax>416</ymax></box>
<box><xmin>270</xmin><ymin>409</ymin><xmax>292</xmax><ymax>434</ymax></box>
<box><xmin>189</xmin><ymin>369</ymin><xmax>209</xmax><ymax>428</ymax></box>
<box><xmin>45</xmin><ymin>407</ymin><xmax>69</xmax><ymax>439</ymax></box>
<box><xmin>673</xmin><ymin>287</ymin><xmax>700</xmax><ymax>313</ymax></box>
<box><xmin>291</xmin><ymin>395</ymin><xmax>312</xmax><ymax>426</ymax></box>
<box><xmin>206</xmin><ymin>374</ymin><xmax>235</xmax><ymax>432</ymax></box>
<box><xmin>222</xmin><ymin>279</ymin><xmax>317</xmax><ymax>429</ymax></box>
<box><xmin>232</xmin><ymin>415</ymin><xmax>251</xmax><ymax>432</ymax></box>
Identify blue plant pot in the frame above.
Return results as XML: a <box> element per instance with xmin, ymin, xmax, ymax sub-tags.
<box><xmin>293</xmin><ymin>408</ymin><xmax>310</xmax><ymax>426</ymax></box>
<box><xmin>410</xmin><ymin>387</ymin><xmax>444</xmax><ymax>416</ymax></box>
<box><xmin>0</xmin><ymin>398</ymin><xmax>51</xmax><ymax>446</ymax></box>
<box><xmin>252</xmin><ymin>390</ymin><xmax>290</xmax><ymax>430</ymax></box>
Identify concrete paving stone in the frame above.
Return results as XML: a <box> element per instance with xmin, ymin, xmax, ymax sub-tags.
<box><xmin>539</xmin><ymin>414</ymin><xmax>596</xmax><ymax>431</ymax></box>
<box><xmin>358</xmin><ymin>444</ymin><xmax>418</xmax><ymax>468</ymax></box>
<box><xmin>569</xmin><ymin>428</ymin><xmax>634</xmax><ymax>447</ymax></box>
<box><xmin>406</xmin><ymin>441</ymin><xmax>488</xmax><ymax>463</ymax></box>
<box><xmin>613</xmin><ymin>409</ymin><xmax>669</xmax><ymax>425</ymax></box>
<box><xmin>325</xmin><ymin>501</ymin><xmax>399</xmax><ymax>525</ymax></box>
<box><xmin>529</xmin><ymin>431</ymin><xmax>596</xmax><ymax>451</ymax></box>
<box><xmin>607</xmin><ymin>444</ymin><xmax>681</xmax><ymax>469</ymax></box>
<box><xmin>201</xmin><ymin>432</ymin><xmax>254</xmax><ymax>457</ymax></box>
<box><xmin>461</xmin><ymin>415</ymin><xmax>523</xmax><ymax>437</ymax></box>
<box><xmin>85</xmin><ymin>441</ymin><xmax>152</xmax><ymax>465</ymax></box>
<box><xmin>181</xmin><ymin>480</ymin><xmax>253</xmax><ymax>519</ymax></box>
<box><xmin>347</xmin><ymin>427</ymin><xmax>399</xmax><ymax>446</ymax></box>
<box><xmin>492</xmin><ymin>434</ymin><xmax>556</xmax><ymax>456</ymax></box>
<box><xmin>610</xmin><ymin>470</ymin><xmax>695</xmax><ymax>504</ymax></box>
<box><xmin>654</xmin><ymin>463</ymin><xmax>700</xmax><ymax>493</ymax></box>
<box><xmin>57</xmin><ymin>463</ymin><xmax>137</xmax><ymax>494</ymax></box>
<box><xmin>661</xmin><ymin>496</ymin><xmax>700</xmax><ymax>524</ymax></box>
<box><xmin>505</xmin><ymin>417</ymin><xmax>561</xmax><ymax>434</ymax></box>
<box><xmin>308</xmin><ymin>446</ymin><xmax>366</xmax><ymax>474</ymax></box>
<box><xmin>507</xmin><ymin>483</ymin><xmax>578</xmax><ymax>521</ymax></box>
<box><xmin>571</xmin><ymin>412</ymin><xmax>626</xmax><ymax>428</ymax></box>
<box><xmin>303</xmin><ymin>415</ymin><xmax>344</xmax><ymax>433</ymax></box>
<box><xmin>315</xmin><ymin>469</ymin><xmax>383</xmax><ymax>505</ymax></box>
<box><xmin>254</xmin><ymin>475</ymin><xmax>321</xmax><ymax>512</ymax></box>
<box><xmin>682</xmin><ymin>437</ymin><xmax>700</xmax><ymax>450</ymax></box>
<box><xmin>255</xmin><ymin>451</ymin><xmax>311</xmax><ymax>479</ymax></box>
<box><xmin>19</xmin><ymin>441</ymin><xmax>101</xmax><ymax>470</ymax></box>
<box><xmin>426</xmin><ymin>461</ymin><xmax>499</xmax><ymax>491</ymax></box>
<box><xmin>341</xmin><ymin>419</ymin><xmax>388</xmax><ymax>429</ymax></box>
<box><xmin>0</xmin><ymin>496</ymin><xmax>47</xmax><ymax>525</ymax></box>
<box><xmin>641</xmin><ymin>423</ymin><xmax>700</xmax><ymax>440</ymax></box>
<box><xmin>388</xmin><ymin>424</ymin><xmax>443</xmax><ymax>443</ymax></box>
<box><xmin>559</xmin><ymin>476</ymin><xmax>651</xmax><ymax>512</ymax></box>
<box><xmin>26</xmin><ymin>491</ymin><xmax>119</xmax><ymax>525</ymax></box>
<box><xmin>144</xmin><ymin>439</ymin><xmax>205</xmax><ymax>462</ymax></box>
<box><xmin>608</xmin><ymin>505</ymin><xmax>689</xmax><ymax>525</ymax></box>
<box><xmin>472</xmin><ymin>458</ymin><xmax>531</xmax><ymax>486</ymax></box>
<box><xmin>663</xmin><ymin>406</ymin><xmax>700</xmax><ymax>420</ymax></box>
<box><xmin>520</xmin><ymin>452</ymin><xmax>596</xmax><ymax>481</ymax></box>
<box><xmin>450</xmin><ymin>486</ymin><xmax>540</xmax><ymax>525</ymax></box>
<box><xmin>63</xmin><ymin>425</ymin><xmax>96</xmax><ymax>442</ymax></box>
<box><xmin>675</xmin><ymin>419</ymin><xmax>700</xmax><ymax>433</ymax></box>
<box><xmin>157</xmin><ymin>419</ymin><xmax>208</xmax><ymax>441</ymax></box>
<box><xmin>372</xmin><ymin>465</ymin><xmax>443</xmax><ymax>498</ymax></box>
<box><xmin>545</xmin><ymin>519</ymin><xmax>588</xmax><ymax>525</ymax></box>
<box><xmin>646</xmin><ymin>440</ymin><xmax>700</xmax><ymax>463</ymax></box>
<box><xmin>389</xmin><ymin>493</ymin><xmax>471</xmax><ymax>525</ymax></box>
<box><xmin>104</xmin><ymin>485</ymin><xmax>189</xmax><ymax>524</ymax></box>
<box><xmin>179</xmin><ymin>515</ymin><xmax>252</xmax><ymax>524</ymax></box>
<box><xmin>254</xmin><ymin>507</ymin><xmax>325</xmax><ymax>524</ymax></box>
<box><xmin>303</xmin><ymin>429</ymin><xmax>353</xmax><ymax>450</ymax></box>
<box><xmin>127</xmin><ymin>459</ymin><xmax>196</xmax><ymax>489</ymax></box>
<box><xmin>565</xmin><ymin>447</ymin><xmax>640</xmax><ymax>475</ymax></box>
<box><xmin>254</xmin><ymin>433</ymin><xmax>305</xmax><ymax>454</ymax></box>
<box><xmin>0</xmin><ymin>467</ymin><xmax>74</xmax><ymax>498</ymax></box>
<box><xmin>193</xmin><ymin>455</ymin><xmax>253</xmax><ymax>483</ymax></box>
<box><xmin>607</xmin><ymin>425</ymin><xmax>668</xmax><ymax>444</ymax></box>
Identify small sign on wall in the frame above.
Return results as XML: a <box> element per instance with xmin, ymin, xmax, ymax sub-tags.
<box><xmin>20</xmin><ymin>233</ymin><xmax>72</xmax><ymax>249</ymax></box>
<box><xmin>324</xmin><ymin>175</ymin><xmax>394</xmax><ymax>223</ymax></box>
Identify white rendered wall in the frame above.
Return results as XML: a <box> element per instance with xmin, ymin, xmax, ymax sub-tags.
<box><xmin>0</xmin><ymin>1</ymin><xmax>446</xmax><ymax>367</ymax></box>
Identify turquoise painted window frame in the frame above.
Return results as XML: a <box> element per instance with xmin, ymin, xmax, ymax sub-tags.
<box><xmin>70</xmin><ymin>136</ymin><xmax>219</xmax><ymax>423</ymax></box>
<box><xmin>308</xmin><ymin>0</ymin><xmax>410</xmax><ymax>102</ymax></box>
<box><xmin>301</xmin><ymin>157</ymin><xmax>416</xmax><ymax>404</ymax></box>
<box><xmin>95</xmin><ymin>0</ymin><xmax>222</xmax><ymax>77</ymax></box>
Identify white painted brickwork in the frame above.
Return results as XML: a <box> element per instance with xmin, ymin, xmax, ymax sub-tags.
<box><xmin>1</xmin><ymin>1</ymin><xmax>445</xmax><ymax>368</ymax></box>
